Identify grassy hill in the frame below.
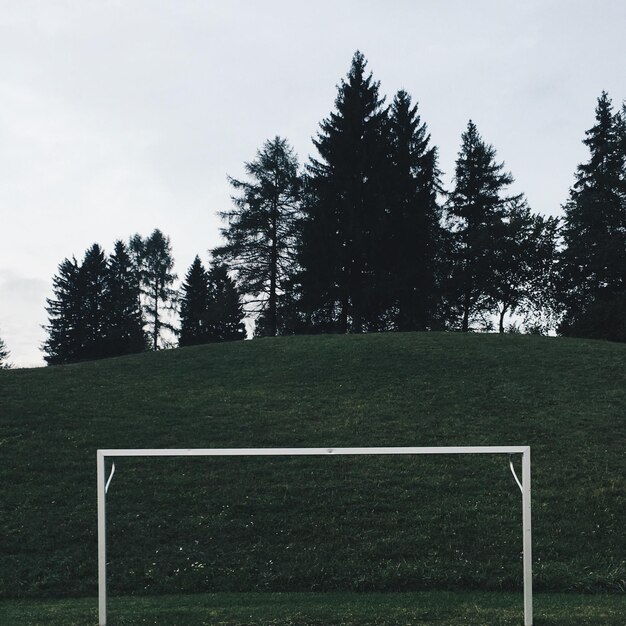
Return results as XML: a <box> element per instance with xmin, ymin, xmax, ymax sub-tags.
<box><xmin>0</xmin><ymin>332</ymin><xmax>624</xmax><ymax>600</ymax></box>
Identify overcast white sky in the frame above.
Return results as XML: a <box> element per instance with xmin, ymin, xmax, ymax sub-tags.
<box><xmin>1</xmin><ymin>1</ymin><xmax>624</xmax><ymax>367</ymax></box>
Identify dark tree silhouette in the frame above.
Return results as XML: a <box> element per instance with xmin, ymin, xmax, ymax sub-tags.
<box><xmin>299</xmin><ymin>51</ymin><xmax>392</xmax><ymax>333</ymax></box>
<box><xmin>214</xmin><ymin>137</ymin><xmax>301</xmax><ymax>337</ymax></box>
<box><xmin>445</xmin><ymin>120</ymin><xmax>523</xmax><ymax>331</ymax></box>
<box><xmin>130</xmin><ymin>230</ymin><xmax>177</xmax><ymax>350</ymax></box>
<box><xmin>104</xmin><ymin>240</ymin><xmax>146</xmax><ymax>356</ymax></box>
<box><xmin>205</xmin><ymin>262</ymin><xmax>246</xmax><ymax>342</ymax></box>
<box><xmin>559</xmin><ymin>92</ymin><xmax>626</xmax><ymax>341</ymax></box>
<box><xmin>43</xmin><ymin>245</ymin><xmax>113</xmax><ymax>363</ymax></box>
<box><xmin>42</xmin><ymin>257</ymin><xmax>83</xmax><ymax>364</ymax></box>
<box><xmin>387</xmin><ymin>89</ymin><xmax>443</xmax><ymax>331</ymax></box>
<box><xmin>487</xmin><ymin>203</ymin><xmax>560</xmax><ymax>333</ymax></box>
<box><xmin>79</xmin><ymin>243</ymin><xmax>109</xmax><ymax>360</ymax></box>
<box><xmin>179</xmin><ymin>255</ymin><xmax>211</xmax><ymax>347</ymax></box>
<box><xmin>0</xmin><ymin>332</ymin><xmax>11</xmax><ymax>369</ymax></box>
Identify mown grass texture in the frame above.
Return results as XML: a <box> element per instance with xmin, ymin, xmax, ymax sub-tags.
<box><xmin>1</xmin><ymin>591</ymin><xmax>626</xmax><ymax>625</ymax></box>
<box><xmin>0</xmin><ymin>332</ymin><xmax>624</xmax><ymax>600</ymax></box>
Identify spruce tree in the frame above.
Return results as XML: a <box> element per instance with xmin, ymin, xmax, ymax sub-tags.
<box><xmin>387</xmin><ymin>89</ymin><xmax>443</xmax><ymax>330</ymax></box>
<box><xmin>130</xmin><ymin>230</ymin><xmax>178</xmax><ymax>350</ymax></box>
<box><xmin>205</xmin><ymin>263</ymin><xmax>246</xmax><ymax>342</ymax></box>
<box><xmin>559</xmin><ymin>92</ymin><xmax>626</xmax><ymax>341</ymax></box>
<box><xmin>214</xmin><ymin>137</ymin><xmax>301</xmax><ymax>337</ymax></box>
<box><xmin>79</xmin><ymin>243</ymin><xmax>109</xmax><ymax>360</ymax></box>
<box><xmin>42</xmin><ymin>257</ymin><xmax>83</xmax><ymax>364</ymax></box>
<box><xmin>299</xmin><ymin>51</ymin><xmax>392</xmax><ymax>333</ymax></box>
<box><xmin>179</xmin><ymin>255</ymin><xmax>211</xmax><ymax>347</ymax></box>
<box><xmin>445</xmin><ymin>121</ymin><xmax>523</xmax><ymax>331</ymax></box>
<box><xmin>105</xmin><ymin>240</ymin><xmax>146</xmax><ymax>356</ymax></box>
<box><xmin>0</xmin><ymin>333</ymin><xmax>11</xmax><ymax>369</ymax></box>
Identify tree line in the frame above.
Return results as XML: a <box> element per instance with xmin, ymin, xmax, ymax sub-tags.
<box><xmin>34</xmin><ymin>51</ymin><xmax>625</xmax><ymax>366</ymax></box>
<box><xmin>41</xmin><ymin>231</ymin><xmax>244</xmax><ymax>364</ymax></box>
<box><xmin>216</xmin><ymin>52</ymin><xmax>624</xmax><ymax>340</ymax></box>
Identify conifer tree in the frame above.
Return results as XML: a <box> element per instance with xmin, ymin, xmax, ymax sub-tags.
<box><xmin>387</xmin><ymin>89</ymin><xmax>443</xmax><ymax>330</ymax></box>
<box><xmin>179</xmin><ymin>255</ymin><xmax>211</xmax><ymax>347</ymax></box>
<box><xmin>445</xmin><ymin>121</ymin><xmax>523</xmax><ymax>331</ymax></box>
<box><xmin>42</xmin><ymin>257</ymin><xmax>83</xmax><ymax>364</ymax></box>
<box><xmin>79</xmin><ymin>243</ymin><xmax>109</xmax><ymax>360</ymax></box>
<box><xmin>205</xmin><ymin>262</ymin><xmax>246</xmax><ymax>342</ymax></box>
<box><xmin>299</xmin><ymin>51</ymin><xmax>392</xmax><ymax>333</ymax></box>
<box><xmin>130</xmin><ymin>229</ymin><xmax>178</xmax><ymax>350</ymax></box>
<box><xmin>559</xmin><ymin>92</ymin><xmax>626</xmax><ymax>341</ymax></box>
<box><xmin>105</xmin><ymin>240</ymin><xmax>146</xmax><ymax>356</ymax></box>
<box><xmin>214</xmin><ymin>137</ymin><xmax>301</xmax><ymax>337</ymax></box>
<box><xmin>0</xmin><ymin>333</ymin><xmax>11</xmax><ymax>369</ymax></box>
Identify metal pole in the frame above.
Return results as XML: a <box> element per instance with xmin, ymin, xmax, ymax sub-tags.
<box><xmin>97</xmin><ymin>451</ymin><xmax>107</xmax><ymax>626</ymax></box>
<box><xmin>522</xmin><ymin>448</ymin><xmax>533</xmax><ymax>626</ymax></box>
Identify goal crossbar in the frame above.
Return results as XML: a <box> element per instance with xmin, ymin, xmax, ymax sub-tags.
<box><xmin>97</xmin><ymin>446</ymin><xmax>532</xmax><ymax>625</ymax></box>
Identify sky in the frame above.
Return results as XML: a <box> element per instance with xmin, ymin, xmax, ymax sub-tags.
<box><xmin>1</xmin><ymin>0</ymin><xmax>625</xmax><ymax>367</ymax></box>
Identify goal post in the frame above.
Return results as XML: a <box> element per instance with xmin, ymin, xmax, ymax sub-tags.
<box><xmin>97</xmin><ymin>446</ymin><xmax>532</xmax><ymax>626</ymax></box>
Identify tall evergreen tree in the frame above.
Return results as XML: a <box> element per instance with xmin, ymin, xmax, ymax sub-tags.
<box><xmin>179</xmin><ymin>255</ymin><xmax>211</xmax><ymax>347</ymax></box>
<box><xmin>387</xmin><ymin>89</ymin><xmax>443</xmax><ymax>330</ymax></box>
<box><xmin>299</xmin><ymin>51</ymin><xmax>392</xmax><ymax>333</ymax></box>
<box><xmin>104</xmin><ymin>240</ymin><xmax>146</xmax><ymax>356</ymax></box>
<box><xmin>130</xmin><ymin>229</ymin><xmax>178</xmax><ymax>350</ymax></box>
<box><xmin>0</xmin><ymin>332</ymin><xmax>11</xmax><ymax>369</ymax></box>
<box><xmin>445</xmin><ymin>121</ymin><xmax>523</xmax><ymax>331</ymax></box>
<box><xmin>79</xmin><ymin>243</ymin><xmax>109</xmax><ymax>360</ymax></box>
<box><xmin>42</xmin><ymin>257</ymin><xmax>83</xmax><ymax>364</ymax></box>
<box><xmin>205</xmin><ymin>262</ymin><xmax>246</xmax><ymax>342</ymax></box>
<box><xmin>559</xmin><ymin>92</ymin><xmax>626</xmax><ymax>341</ymax></box>
<box><xmin>214</xmin><ymin>136</ymin><xmax>301</xmax><ymax>337</ymax></box>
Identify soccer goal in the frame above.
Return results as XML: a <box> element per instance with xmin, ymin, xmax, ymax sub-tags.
<box><xmin>97</xmin><ymin>446</ymin><xmax>532</xmax><ymax>626</ymax></box>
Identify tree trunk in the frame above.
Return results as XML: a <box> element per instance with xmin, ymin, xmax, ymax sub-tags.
<box><xmin>498</xmin><ymin>306</ymin><xmax>508</xmax><ymax>334</ymax></box>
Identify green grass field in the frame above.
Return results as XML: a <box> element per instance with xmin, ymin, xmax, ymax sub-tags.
<box><xmin>1</xmin><ymin>332</ymin><xmax>624</xmax><ymax>622</ymax></box>
<box><xmin>2</xmin><ymin>591</ymin><xmax>626</xmax><ymax>625</ymax></box>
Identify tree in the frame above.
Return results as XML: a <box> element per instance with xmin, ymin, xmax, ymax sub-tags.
<box><xmin>205</xmin><ymin>262</ymin><xmax>246</xmax><ymax>342</ymax></box>
<box><xmin>299</xmin><ymin>51</ymin><xmax>392</xmax><ymax>333</ymax></box>
<box><xmin>387</xmin><ymin>89</ymin><xmax>443</xmax><ymax>331</ymax></box>
<box><xmin>104</xmin><ymin>240</ymin><xmax>146</xmax><ymax>356</ymax></box>
<box><xmin>79</xmin><ymin>243</ymin><xmax>109</xmax><ymax>360</ymax></box>
<box><xmin>487</xmin><ymin>203</ymin><xmax>560</xmax><ymax>333</ymax></box>
<box><xmin>214</xmin><ymin>137</ymin><xmax>301</xmax><ymax>337</ymax></box>
<box><xmin>445</xmin><ymin>120</ymin><xmax>523</xmax><ymax>331</ymax></box>
<box><xmin>179</xmin><ymin>255</ymin><xmax>211</xmax><ymax>347</ymax></box>
<box><xmin>0</xmin><ymin>333</ymin><xmax>11</xmax><ymax>369</ymax></box>
<box><xmin>559</xmin><ymin>92</ymin><xmax>626</xmax><ymax>341</ymax></box>
<box><xmin>131</xmin><ymin>229</ymin><xmax>178</xmax><ymax>350</ymax></box>
<box><xmin>43</xmin><ymin>245</ymin><xmax>112</xmax><ymax>364</ymax></box>
<box><xmin>42</xmin><ymin>257</ymin><xmax>83</xmax><ymax>364</ymax></box>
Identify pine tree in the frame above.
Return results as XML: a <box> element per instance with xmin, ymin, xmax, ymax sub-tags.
<box><xmin>79</xmin><ymin>243</ymin><xmax>109</xmax><ymax>360</ymax></box>
<box><xmin>130</xmin><ymin>230</ymin><xmax>178</xmax><ymax>350</ymax></box>
<box><xmin>205</xmin><ymin>263</ymin><xmax>246</xmax><ymax>342</ymax></box>
<box><xmin>559</xmin><ymin>92</ymin><xmax>626</xmax><ymax>341</ymax></box>
<box><xmin>299</xmin><ymin>51</ymin><xmax>392</xmax><ymax>333</ymax></box>
<box><xmin>179</xmin><ymin>255</ymin><xmax>211</xmax><ymax>347</ymax></box>
<box><xmin>445</xmin><ymin>120</ymin><xmax>523</xmax><ymax>331</ymax></box>
<box><xmin>387</xmin><ymin>89</ymin><xmax>443</xmax><ymax>330</ymax></box>
<box><xmin>0</xmin><ymin>332</ymin><xmax>11</xmax><ymax>369</ymax></box>
<box><xmin>214</xmin><ymin>137</ymin><xmax>301</xmax><ymax>337</ymax></box>
<box><xmin>42</xmin><ymin>257</ymin><xmax>83</xmax><ymax>364</ymax></box>
<box><xmin>105</xmin><ymin>240</ymin><xmax>146</xmax><ymax>356</ymax></box>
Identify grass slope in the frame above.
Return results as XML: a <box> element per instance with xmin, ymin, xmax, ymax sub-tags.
<box><xmin>0</xmin><ymin>333</ymin><xmax>624</xmax><ymax>600</ymax></box>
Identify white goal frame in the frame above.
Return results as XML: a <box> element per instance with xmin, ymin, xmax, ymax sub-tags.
<box><xmin>97</xmin><ymin>446</ymin><xmax>532</xmax><ymax>626</ymax></box>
